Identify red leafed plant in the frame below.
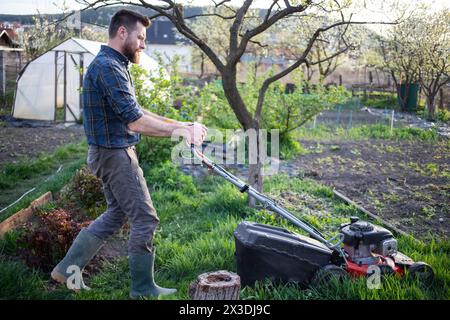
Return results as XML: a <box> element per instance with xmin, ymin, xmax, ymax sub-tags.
<box><xmin>18</xmin><ymin>208</ymin><xmax>91</xmax><ymax>271</ymax></box>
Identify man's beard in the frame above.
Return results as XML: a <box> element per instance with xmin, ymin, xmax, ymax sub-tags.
<box><xmin>123</xmin><ymin>40</ymin><xmax>140</xmax><ymax>64</ymax></box>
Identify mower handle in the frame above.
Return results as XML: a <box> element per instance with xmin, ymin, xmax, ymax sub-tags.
<box><xmin>189</xmin><ymin>144</ymin><xmax>345</xmax><ymax>253</ymax></box>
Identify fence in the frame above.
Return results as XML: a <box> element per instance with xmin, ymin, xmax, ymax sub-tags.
<box><xmin>300</xmin><ymin>96</ymin><xmax>442</xmax><ymax>140</ymax></box>
<box><xmin>310</xmin><ymin>97</ymin><xmax>398</xmax><ymax>128</ymax></box>
<box><xmin>0</xmin><ymin>49</ymin><xmax>25</xmax><ymax>109</ymax></box>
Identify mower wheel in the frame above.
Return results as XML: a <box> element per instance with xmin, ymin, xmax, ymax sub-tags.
<box><xmin>409</xmin><ymin>262</ymin><xmax>434</xmax><ymax>286</ymax></box>
<box><xmin>311</xmin><ymin>265</ymin><xmax>348</xmax><ymax>287</ymax></box>
<box><xmin>378</xmin><ymin>264</ymin><xmax>395</xmax><ymax>276</ymax></box>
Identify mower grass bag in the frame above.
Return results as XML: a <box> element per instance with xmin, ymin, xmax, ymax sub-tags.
<box><xmin>234</xmin><ymin>221</ymin><xmax>332</xmax><ymax>287</ymax></box>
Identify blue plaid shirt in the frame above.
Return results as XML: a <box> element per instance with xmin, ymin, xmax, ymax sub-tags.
<box><xmin>82</xmin><ymin>45</ymin><xmax>144</xmax><ymax>148</ymax></box>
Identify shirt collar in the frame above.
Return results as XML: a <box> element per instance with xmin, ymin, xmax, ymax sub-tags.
<box><xmin>100</xmin><ymin>45</ymin><xmax>130</xmax><ymax>66</ymax></box>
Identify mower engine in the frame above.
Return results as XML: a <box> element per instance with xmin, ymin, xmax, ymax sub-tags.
<box><xmin>311</xmin><ymin>217</ymin><xmax>434</xmax><ymax>285</ymax></box>
<box><xmin>338</xmin><ymin>217</ymin><xmax>406</xmax><ymax>276</ymax></box>
<box><xmin>340</xmin><ymin>217</ymin><xmax>397</xmax><ymax>265</ymax></box>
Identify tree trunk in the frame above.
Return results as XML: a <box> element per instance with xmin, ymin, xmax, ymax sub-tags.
<box><xmin>426</xmin><ymin>94</ymin><xmax>436</xmax><ymax>121</ymax></box>
<box><xmin>221</xmin><ymin>71</ymin><xmax>253</xmax><ymax>129</ymax></box>
<box><xmin>397</xmin><ymin>83</ymin><xmax>410</xmax><ymax>112</ymax></box>
<box><xmin>247</xmin><ymin>127</ymin><xmax>264</xmax><ymax>207</ymax></box>
<box><xmin>221</xmin><ymin>71</ymin><xmax>265</xmax><ymax>203</ymax></box>
<box><xmin>188</xmin><ymin>270</ymin><xmax>241</xmax><ymax>300</ymax></box>
<box><xmin>199</xmin><ymin>54</ymin><xmax>205</xmax><ymax>79</ymax></box>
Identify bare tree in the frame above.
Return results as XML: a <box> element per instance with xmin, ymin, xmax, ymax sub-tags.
<box><xmin>18</xmin><ymin>14</ymin><xmax>75</xmax><ymax>60</ymax></box>
<box><xmin>375</xmin><ymin>8</ymin><xmax>450</xmax><ymax>118</ymax></box>
<box><xmin>75</xmin><ymin>0</ymin><xmax>397</xmax><ymax>198</ymax></box>
<box><xmin>416</xmin><ymin>10</ymin><xmax>450</xmax><ymax>120</ymax></box>
<box><xmin>376</xmin><ymin>25</ymin><xmax>421</xmax><ymax>111</ymax></box>
<box><xmin>292</xmin><ymin>16</ymin><xmax>356</xmax><ymax>82</ymax></box>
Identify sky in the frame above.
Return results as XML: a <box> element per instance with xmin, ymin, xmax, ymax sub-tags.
<box><xmin>0</xmin><ymin>0</ymin><xmax>448</xmax><ymax>16</ymax></box>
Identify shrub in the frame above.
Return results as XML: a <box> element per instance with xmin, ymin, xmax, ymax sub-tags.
<box><xmin>136</xmin><ymin>136</ymin><xmax>177</xmax><ymax>168</ymax></box>
<box><xmin>279</xmin><ymin>134</ymin><xmax>306</xmax><ymax>160</ymax></box>
<box><xmin>131</xmin><ymin>57</ymin><xmax>199</xmax><ymax>123</ymax></box>
<box><xmin>17</xmin><ymin>208</ymin><xmax>90</xmax><ymax>271</ymax></box>
<box><xmin>145</xmin><ymin>161</ymin><xmax>197</xmax><ymax>194</ymax></box>
<box><xmin>437</xmin><ymin>108</ymin><xmax>450</xmax><ymax>124</ymax></box>
<box><xmin>363</xmin><ymin>93</ymin><xmax>397</xmax><ymax>110</ymax></box>
<box><xmin>59</xmin><ymin>166</ymin><xmax>105</xmax><ymax>219</ymax></box>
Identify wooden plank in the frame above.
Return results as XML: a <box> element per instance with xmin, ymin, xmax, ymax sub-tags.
<box><xmin>332</xmin><ymin>189</ymin><xmax>414</xmax><ymax>240</ymax></box>
<box><xmin>0</xmin><ymin>191</ymin><xmax>53</xmax><ymax>238</ymax></box>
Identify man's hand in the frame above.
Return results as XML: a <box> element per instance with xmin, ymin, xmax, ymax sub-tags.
<box><xmin>185</xmin><ymin>122</ymin><xmax>208</xmax><ymax>147</ymax></box>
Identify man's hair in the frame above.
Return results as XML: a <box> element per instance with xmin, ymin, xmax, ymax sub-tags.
<box><xmin>109</xmin><ymin>9</ymin><xmax>151</xmax><ymax>38</ymax></box>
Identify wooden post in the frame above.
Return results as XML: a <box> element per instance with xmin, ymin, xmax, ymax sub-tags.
<box><xmin>54</xmin><ymin>51</ymin><xmax>58</xmax><ymax>121</ymax></box>
<box><xmin>63</xmin><ymin>51</ymin><xmax>67</xmax><ymax>122</ymax></box>
<box><xmin>189</xmin><ymin>270</ymin><xmax>241</xmax><ymax>300</ymax></box>
<box><xmin>348</xmin><ymin>110</ymin><xmax>353</xmax><ymax>129</ymax></box>
<box><xmin>390</xmin><ymin>110</ymin><xmax>395</xmax><ymax>135</ymax></box>
<box><xmin>79</xmin><ymin>53</ymin><xmax>84</xmax><ymax>119</ymax></box>
<box><xmin>0</xmin><ymin>51</ymin><xmax>5</xmax><ymax>97</ymax></box>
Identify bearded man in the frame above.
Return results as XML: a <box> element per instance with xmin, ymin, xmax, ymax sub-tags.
<box><xmin>51</xmin><ymin>9</ymin><xmax>207</xmax><ymax>299</ymax></box>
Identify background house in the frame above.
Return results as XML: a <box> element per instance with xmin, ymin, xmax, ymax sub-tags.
<box><xmin>0</xmin><ymin>25</ymin><xmax>24</xmax><ymax>98</ymax></box>
<box><xmin>145</xmin><ymin>18</ymin><xmax>193</xmax><ymax>74</ymax></box>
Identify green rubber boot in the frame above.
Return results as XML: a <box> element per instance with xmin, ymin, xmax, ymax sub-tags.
<box><xmin>51</xmin><ymin>228</ymin><xmax>105</xmax><ymax>291</ymax></box>
<box><xmin>129</xmin><ymin>249</ymin><xmax>177</xmax><ymax>299</ymax></box>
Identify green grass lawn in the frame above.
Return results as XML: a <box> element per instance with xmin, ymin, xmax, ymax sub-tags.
<box><xmin>0</xmin><ymin>125</ymin><xmax>448</xmax><ymax>300</ymax></box>
<box><xmin>1</xmin><ymin>161</ymin><xmax>448</xmax><ymax>300</ymax></box>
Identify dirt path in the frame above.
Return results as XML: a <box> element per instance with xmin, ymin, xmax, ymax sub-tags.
<box><xmin>0</xmin><ymin>123</ymin><xmax>85</xmax><ymax>166</ymax></box>
<box><xmin>287</xmin><ymin>138</ymin><xmax>450</xmax><ymax>240</ymax></box>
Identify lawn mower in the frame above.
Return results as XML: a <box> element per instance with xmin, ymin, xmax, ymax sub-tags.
<box><xmin>188</xmin><ymin>144</ymin><xmax>434</xmax><ymax>287</ymax></box>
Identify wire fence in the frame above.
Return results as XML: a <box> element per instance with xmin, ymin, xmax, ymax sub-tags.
<box><xmin>307</xmin><ymin>97</ymin><xmax>405</xmax><ymax>131</ymax></box>
<box><xmin>301</xmin><ymin>96</ymin><xmax>450</xmax><ymax>139</ymax></box>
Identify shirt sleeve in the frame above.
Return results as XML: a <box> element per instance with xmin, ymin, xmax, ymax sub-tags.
<box><xmin>97</xmin><ymin>61</ymin><xmax>144</xmax><ymax>125</ymax></box>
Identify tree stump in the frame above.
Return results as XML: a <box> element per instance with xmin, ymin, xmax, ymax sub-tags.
<box><xmin>189</xmin><ymin>270</ymin><xmax>241</xmax><ymax>300</ymax></box>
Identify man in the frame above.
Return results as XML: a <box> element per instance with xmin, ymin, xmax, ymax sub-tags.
<box><xmin>51</xmin><ymin>9</ymin><xmax>207</xmax><ymax>299</ymax></box>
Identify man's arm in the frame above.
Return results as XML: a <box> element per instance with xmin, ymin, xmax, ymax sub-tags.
<box><xmin>96</xmin><ymin>60</ymin><xmax>207</xmax><ymax>145</ymax></box>
<box><xmin>141</xmin><ymin>108</ymin><xmax>191</xmax><ymax>127</ymax></box>
<box><xmin>128</xmin><ymin>114</ymin><xmax>207</xmax><ymax>146</ymax></box>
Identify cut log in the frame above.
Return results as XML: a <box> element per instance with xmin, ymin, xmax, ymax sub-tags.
<box><xmin>189</xmin><ymin>270</ymin><xmax>241</xmax><ymax>300</ymax></box>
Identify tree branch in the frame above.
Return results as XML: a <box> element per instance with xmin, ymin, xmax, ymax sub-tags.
<box><xmin>264</xmin><ymin>0</ymin><xmax>279</xmax><ymax>22</ymax></box>
<box><xmin>229</xmin><ymin>0</ymin><xmax>253</xmax><ymax>55</ymax></box>
<box><xmin>185</xmin><ymin>12</ymin><xmax>237</xmax><ymax>20</ymax></box>
<box><xmin>230</xmin><ymin>1</ymin><xmax>311</xmax><ymax>66</ymax></box>
<box><xmin>212</xmin><ymin>0</ymin><xmax>231</xmax><ymax>7</ymax></box>
<box><xmin>309</xmin><ymin>46</ymin><xmax>349</xmax><ymax>67</ymax></box>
